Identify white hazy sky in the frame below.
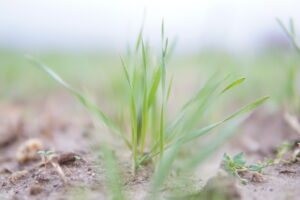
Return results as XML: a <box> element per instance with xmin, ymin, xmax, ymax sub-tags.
<box><xmin>0</xmin><ymin>0</ymin><xmax>299</xmax><ymax>53</ymax></box>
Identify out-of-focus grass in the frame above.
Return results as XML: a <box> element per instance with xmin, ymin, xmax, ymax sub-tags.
<box><xmin>1</xmin><ymin>49</ymin><xmax>296</xmax><ymax>110</ymax></box>
<box><xmin>0</xmin><ymin>51</ymin><xmax>121</xmax><ymax>100</ymax></box>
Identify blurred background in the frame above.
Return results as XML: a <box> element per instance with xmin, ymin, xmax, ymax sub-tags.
<box><xmin>0</xmin><ymin>0</ymin><xmax>299</xmax><ymax>53</ymax></box>
<box><xmin>0</xmin><ymin>0</ymin><xmax>300</xmax><ymax>109</ymax></box>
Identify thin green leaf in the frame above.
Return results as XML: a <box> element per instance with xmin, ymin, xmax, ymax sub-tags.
<box><xmin>74</xmin><ymin>156</ymin><xmax>81</xmax><ymax>160</ymax></box>
<box><xmin>184</xmin><ymin>120</ymin><xmax>241</xmax><ymax>170</ymax></box>
<box><xmin>290</xmin><ymin>19</ymin><xmax>295</xmax><ymax>37</ymax></box>
<box><xmin>233</xmin><ymin>152</ymin><xmax>246</xmax><ymax>167</ymax></box>
<box><xmin>101</xmin><ymin>144</ymin><xmax>125</xmax><ymax>200</ymax></box>
<box><xmin>166</xmin><ymin>75</ymin><xmax>174</xmax><ymax>102</ymax></box>
<box><xmin>148</xmin><ymin>67</ymin><xmax>161</xmax><ymax>108</ymax></box>
<box><xmin>277</xmin><ymin>18</ymin><xmax>300</xmax><ymax>52</ymax></box>
<box><xmin>223</xmin><ymin>96</ymin><xmax>270</xmax><ymax>122</ymax></box>
<box><xmin>37</xmin><ymin>151</ymin><xmax>45</xmax><ymax>155</ymax></box>
<box><xmin>223</xmin><ymin>153</ymin><xmax>231</xmax><ymax>161</ymax></box>
<box><xmin>161</xmin><ymin>19</ymin><xmax>165</xmax><ymax>41</ymax></box>
<box><xmin>178</xmin><ymin>96</ymin><xmax>269</xmax><ymax>144</ymax></box>
<box><xmin>135</xmin><ymin>25</ymin><xmax>144</xmax><ymax>52</ymax></box>
<box><xmin>150</xmin><ymin>141</ymin><xmax>181</xmax><ymax>198</ymax></box>
<box><xmin>233</xmin><ymin>152</ymin><xmax>244</xmax><ymax>162</ymax></box>
<box><xmin>46</xmin><ymin>151</ymin><xmax>55</xmax><ymax>156</ymax></box>
<box><xmin>167</xmin><ymin>74</ymin><xmax>227</xmax><ymax>138</ymax></box>
<box><xmin>120</xmin><ymin>57</ymin><xmax>131</xmax><ymax>88</ymax></box>
<box><xmin>140</xmin><ymin>82</ymin><xmax>149</xmax><ymax>156</ymax></box>
<box><xmin>130</xmin><ymin>95</ymin><xmax>138</xmax><ymax>165</ymax></box>
<box><xmin>142</xmin><ymin>40</ymin><xmax>147</xmax><ymax>70</ymax></box>
<box><xmin>220</xmin><ymin>78</ymin><xmax>245</xmax><ymax>94</ymax></box>
<box><xmin>248</xmin><ymin>164</ymin><xmax>263</xmax><ymax>172</ymax></box>
<box><xmin>159</xmin><ymin>105</ymin><xmax>165</xmax><ymax>157</ymax></box>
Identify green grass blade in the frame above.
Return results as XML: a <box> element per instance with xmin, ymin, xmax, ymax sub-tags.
<box><xmin>161</xmin><ymin>19</ymin><xmax>165</xmax><ymax>41</ymax></box>
<box><xmin>101</xmin><ymin>144</ymin><xmax>126</xmax><ymax>200</ymax></box>
<box><xmin>159</xmin><ymin>105</ymin><xmax>165</xmax><ymax>157</ymax></box>
<box><xmin>160</xmin><ymin>20</ymin><xmax>167</xmax><ymax>93</ymax></box>
<box><xmin>289</xmin><ymin>18</ymin><xmax>295</xmax><ymax>37</ymax></box>
<box><xmin>142</xmin><ymin>40</ymin><xmax>147</xmax><ymax>70</ymax></box>
<box><xmin>120</xmin><ymin>56</ymin><xmax>131</xmax><ymax>88</ymax></box>
<box><xmin>140</xmin><ymin>83</ymin><xmax>149</xmax><ymax>156</ymax></box>
<box><xmin>184</xmin><ymin>119</ymin><xmax>242</xmax><ymax>170</ymax></box>
<box><xmin>223</xmin><ymin>96</ymin><xmax>270</xmax><ymax>122</ymax></box>
<box><xmin>166</xmin><ymin>74</ymin><xmax>225</xmax><ymax>137</ymax></box>
<box><xmin>180</xmin><ymin>73</ymin><xmax>227</xmax><ymax>111</ymax></box>
<box><xmin>163</xmin><ymin>38</ymin><xmax>169</xmax><ymax>58</ymax></box>
<box><xmin>178</xmin><ymin>96</ymin><xmax>269</xmax><ymax>144</ymax></box>
<box><xmin>135</xmin><ymin>25</ymin><xmax>144</xmax><ymax>52</ymax></box>
<box><xmin>141</xmin><ymin>96</ymin><xmax>269</xmax><ymax>163</ymax></box>
<box><xmin>166</xmin><ymin>75</ymin><xmax>174</xmax><ymax>102</ymax></box>
<box><xmin>27</xmin><ymin>56</ymin><xmax>131</xmax><ymax>149</ymax></box>
<box><xmin>220</xmin><ymin>77</ymin><xmax>245</xmax><ymax>94</ymax></box>
<box><xmin>150</xmin><ymin>142</ymin><xmax>181</xmax><ymax>198</ymax></box>
<box><xmin>148</xmin><ymin>66</ymin><xmax>161</xmax><ymax>108</ymax></box>
<box><xmin>130</xmin><ymin>95</ymin><xmax>138</xmax><ymax>166</ymax></box>
<box><xmin>277</xmin><ymin>18</ymin><xmax>300</xmax><ymax>52</ymax></box>
<box><xmin>166</xmin><ymin>37</ymin><xmax>178</xmax><ymax>62</ymax></box>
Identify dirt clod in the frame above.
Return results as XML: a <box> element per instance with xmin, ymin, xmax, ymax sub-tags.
<box><xmin>16</xmin><ymin>138</ymin><xmax>43</xmax><ymax>164</ymax></box>
<box><xmin>251</xmin><ymin>172</ymin><xmax>264</xmax><ymax>183</ymax></box>
<box><xmin>57</xmin><ymin>152</ymin><xmax>81</xmax><ymax>165</ymax></box>
<box><xmin>29</xmin><ymin>184</ymin><xmax>43</xmax><ymax>195</ymax></box>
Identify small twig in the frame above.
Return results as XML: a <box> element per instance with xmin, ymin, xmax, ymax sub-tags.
<box><xmin>284</xmin><ymin>111</ymin><xmax>300</xmax><ymax>135</ymax></box>
<box><xmin>51</xmin><ymin>161</ymin><xmax>67</xmax><ymax>183</ymax></box>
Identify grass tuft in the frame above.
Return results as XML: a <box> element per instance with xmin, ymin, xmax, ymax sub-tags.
<box><xmin>28</xmin><ymin>23</ymin><xmax>268</xmax><ymax>171</ymax></box>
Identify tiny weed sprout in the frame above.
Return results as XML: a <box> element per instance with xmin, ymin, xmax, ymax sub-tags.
<box><xmin>28</xmin><ymin>22</ymin><xmax>269</xmax><ymax>170</ymax></box>
<box><xmin>223</xmin><ymin>152</ymin><xmax>249</xmax><ymax>184</ymax></box>
<box><xmin>275</xmin><ymin>142</ymin><xmax>300</xmax><ymax>163</ymax></box>
<box><xmin>74</xmin><ymin>155</ymin><xmax>81</xmax><ymax>160</ymax></box>
<box><xmin>276</xmin><ymin>142</ymin><xmax>293</xmax><ymax>162</ymax></box>
<box><xmin>223</xmin><ymin>152</ymin><xmax>272</xmax><ymax>184</ymax></box>
<box><xmin>292</xmin><ymin>143</ymin><xmax>300</xmax><ymax>161</ymax></box>
<box><xmin>37</xmin><ymin>150</ymin><xmax>55</xmax><ymax>165</ymax></box>
<box><xmin>37</xmin><ymin>150</ymin><xmax>67</xmax><ymax>182</ymax></box>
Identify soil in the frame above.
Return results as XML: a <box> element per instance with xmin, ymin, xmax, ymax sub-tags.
<box><xmin>0</xmin><ymin>95</ymin><xmax>106</xmax><ymax>200</ymax></box>
<box><xmin>1</xmin><ymin>94</ymin><xmax>300</xmax><ymax>200</ymax></box>
<box><xmin>228</xmin><ymin>111</ymin><xmax>300</xmax><ymax>200</ymax></box>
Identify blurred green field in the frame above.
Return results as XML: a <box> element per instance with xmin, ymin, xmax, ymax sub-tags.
<box><xmin>1</xmin><ymin>49</ymin><xmax>297</xmax><ymax>110</ymax></box>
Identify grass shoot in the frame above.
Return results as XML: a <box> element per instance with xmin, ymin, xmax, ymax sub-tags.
<box><xmin>28</xmin><ymin>22</ymin><xmax>269</xmax><ymax>172</ymax></box>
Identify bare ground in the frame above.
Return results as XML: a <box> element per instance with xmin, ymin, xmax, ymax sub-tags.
<box><xmin>228</xmin><ymin>111</ymin><xmax>300</xmax><ymax>200</ymax></box>
<box><xmin>1</xmin><ymin>95</ymin><xmax>300</xmax><ymax>200</ymax></box>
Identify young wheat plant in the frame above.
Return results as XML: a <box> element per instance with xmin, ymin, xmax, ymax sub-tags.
<box><xmin>27</xmin><ymin>22</ymin><xmax>269</xmax><ymax>171</ymax></box>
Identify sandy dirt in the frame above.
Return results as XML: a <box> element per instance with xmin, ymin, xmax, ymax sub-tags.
<box><xmin>0</xmin><ymin>95</ymin><xmax>106</xmax><ymax>200</ymax></box>
<box><xmin>229</xmin><ymin>111</ymin><xmax>300</xmax><ymax>200</ymax></box>
<box><xmin>1</xmin><ymin>95</ymin><xmax>300</xmax><ymax>200</ymax></box>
